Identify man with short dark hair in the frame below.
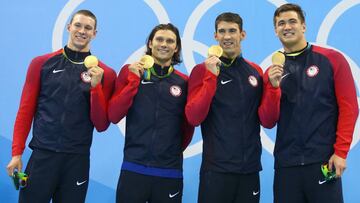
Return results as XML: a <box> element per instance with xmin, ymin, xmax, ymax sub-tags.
<box><xmin>6</xmin><ymin>9</ymin><xmax>116</xmax><ymax>203</ymax></box>
<box><xmin>263</xmin><ymin>3</ymin><xmax>359</xmax><ymax>203</ymax></box>
<box><xmin>186</xmin><ymin>12</ymin><xmax>275</xmax><ymax>203</ymax></box>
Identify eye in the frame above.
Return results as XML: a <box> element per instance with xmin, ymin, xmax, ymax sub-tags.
<box><xmin>277</xmin><ymin>21</ymin><xmax>285</xmax><ymax>27</ymax></box>
<box><xmin>166</xmin><ymin>39</ymin><xmax>175</xmax><ymax>44</ymax></box>
<box><xmin>85</xmin><ymin>25</ymin><xmax>93</xmax><ymax>30</ymax></box>
<box><xmin>218</xmin><ymin>29</ymin><xmax>225</xmax><ymax>34</ymax></box>
<box><xmin>289</xmin><ymin>19</ymin><xmax>297</xmax><ymax>24</ymax></box>
<box><xmin>155</xmin><ymin>37</ymin><xmax>164</xmax><ymax>42</ymax></box>
<box><xmin>229</xmin><ymin>28</ymin><xmax>237</xmax><ymax>33</ymax></box>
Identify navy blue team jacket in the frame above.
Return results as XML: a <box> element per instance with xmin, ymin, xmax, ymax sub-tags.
<box><xmin>108</xmin><ymin>63</ymin><xmax>194</xmax><ymax>178</ymax></box>
<box><xmin>12</xmin><ymin>46</ymin><xmax>116</xmax><ymax>156</ymax></box>
<box><xmin>186</xmin><ymin>55</ymin><xmax>266</xmax><ymax>174</ymax></box>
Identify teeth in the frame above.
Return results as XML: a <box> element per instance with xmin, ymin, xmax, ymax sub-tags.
<box><xmin>76</xmin><ymin>35</ymin><xmax>86</xmax><ymax>40</ymax></box>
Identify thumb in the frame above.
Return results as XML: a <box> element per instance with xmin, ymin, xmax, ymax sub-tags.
<box><xmin>328</xmin><ymin>158</ymin><xmax>334</xmax><ymax>171</ymax></box>
<box><xmin>6</xmin><ymin>165</ymin><xmax>14</xmax><ymax>176</ymax></box>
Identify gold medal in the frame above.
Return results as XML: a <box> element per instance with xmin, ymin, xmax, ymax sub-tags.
<box><xmin>271</xmin><ymin>52</ymin><xmax>285</xmax><ymax>66</ymax></box>
<box><xmin>140</xmin><ymin>55</ymin><xmax>154</xmax><ymax>69</ymax></box>
<box><xmin>84</xmin><ymin>55</ymin><xmax>99</xmax><ymax>69</ymax></box>
<box><xmin>208</xmin><ymin>45</ymin><xmax>223</xmax><ymax>58</ymax></box>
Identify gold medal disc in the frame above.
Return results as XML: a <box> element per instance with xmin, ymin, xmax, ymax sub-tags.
<box><xmin>208</xmin><ymin>45</ymin><xmax>223</xmax><ymax>58</ymax></box>
<box><xmin>84</xmin><ymin>55</ymin><xmax>99</xmax><ymax>69</ymax></box>
<box><xmin>140</xmin><ymin>55</ymin><xmax>154</xmax><ymax>69</ymax></box>
<box><xmin>271</xmin><ymin>52</ymin><xmax>285</xmax><ymax>66</ymax></box>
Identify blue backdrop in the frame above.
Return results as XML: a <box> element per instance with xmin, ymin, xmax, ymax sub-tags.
<box><xmin>1</xmin><ymin>0</ymin><xmax>359</xmax><ymax>202</ymax></box>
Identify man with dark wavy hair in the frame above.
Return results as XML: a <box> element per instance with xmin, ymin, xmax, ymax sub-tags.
<box><xmin>108</xmin><ymin>23</ymin><xmax>194</xmax><ymax>203</ymax></box>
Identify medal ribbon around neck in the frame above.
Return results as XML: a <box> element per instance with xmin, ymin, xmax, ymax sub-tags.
<box><xmin>144</xmin><ymin>65</ymin><xmax>174</xmax><ymax>80</ymax></box>
<box><xmin>62</xmin><ymin>50</ymin><xmax>84</xmax><ymax>65</ymax></box>
<box><xmin>221</xmin><ymin>57</ymin><xmax>236</xmax><ymax>68</ymax></box>
<box><xmin>285</xmin><ymin>43</ymin><xmax>310</xmax><ymax>57</ymax></box>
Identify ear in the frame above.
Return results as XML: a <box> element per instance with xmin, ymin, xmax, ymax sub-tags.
<box><xmin>92</xmin><ymin>30</ymin><xmax>98</xmax><ymax>39</ymax></box>
<box><xmin>214</xmin><ymin>31</ymin><xmax>219</xmax><ymax>42</ymax></box>
<box><xmin>67</xmin><ymin>23</ymin><xmax>71</xmax><ymax>32</ymax></box>
<box><xmin>174</xmin><ymin>44</ymin><xmax>178</xmax><ymax>53</ymax></box>
<box><xmin>302</xmin><ymin>23</ymin><xmax>306</xmax><ymax>33</ymax></box>
<box><xmin>149</xmin><ymin>40</ymin><xmax>153</xmax><ymax>49</ymax></box>
<box><xmin>240</xmin><ymin>30</ymin><xmax>246</xmax><ymax>41</ymax></box>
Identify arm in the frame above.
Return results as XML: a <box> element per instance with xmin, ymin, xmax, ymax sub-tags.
<box><xmin>327</xmin><ymin>51</ymin><xmax>359</xmax><ymax>176</ymax></box>
<box><xmin>7</xmin><ymin>56</ymin><xmax>43</xmax><ymax>175</ymax></box>
<box><xmin>90</xmin><ymin>62</ymin><xmax>116</xmax><ymax>132</ymax></box>
<box><xmin>108</xmin><ymin>65</ymin><xmax>141</xmax><ymax>123</ymax></box>
<box><xmin>258</xmin><ymin>67</ymin><xmax>282</xmax><ymax>128</ymax></box>
<box><xmin>185</xmin><ymin>63</ymin><xmax>217</xmax><ymax>126</ymax></box>
<box><xmin>247</xmin><ymin>61</ymin><xmax>281</xmax><ymax>128</ymax></box>
<box><xmin>181</xmin><ymin>114</ymin><xmax>195</xmax><ymax>151</ymax></box>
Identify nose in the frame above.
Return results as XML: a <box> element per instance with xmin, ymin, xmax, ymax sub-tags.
<box><xmin>223</xmin><ymin>31</ymin><xmax>231</xmax><ymax>39</ymax></box>
<box><xmin>160</xmin><ymin>41</ymin><xmax>167</xmax><ymax>47</ymax></box>
<box><xmin>284</xmin><ymin>22</ymin><xmax>292</xmax><ymax>30</ymax></box>
<box><xmin>224</xmin><ymin>34</ymin><xmax>231</xmax><ymax>39</ymax></box>
<box><xmin>77</xmin><ymin>26</ymin><xmax>86</xmax><ymax>34</ymax></box>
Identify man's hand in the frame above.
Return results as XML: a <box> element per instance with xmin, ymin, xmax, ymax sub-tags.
<box><xmin>89</xmin><ymin>66</ymin><xmax>104</xmax><ymax>87</ymax></box>
<box><xmin>128</xmin><ymin>62</ymin><xmax>145</xmax><ymax>78</ymax></box>
<box><xmin>267</xmin><ymin>65</ymin><xmax>284</xmax><ymax>88</ymax></box>
<box><xmin>205</xmin><ymin>56</ymin><xmax>221</xmax><ymax>76</ymax></box>
<box><xmin>328</xmin><ymin>154</ymin><xmax>347</xmax><ymax>178</ymax></box>
<box><xmin>6</xmin><ymin>155</ymin><xmax>23</xmax><ymax>176</ymax></box>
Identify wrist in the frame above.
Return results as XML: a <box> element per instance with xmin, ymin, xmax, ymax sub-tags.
<box><xmin>208</xmin><ymin>66</ymin><xmax>219</xmax><ymax>76</ymax></box>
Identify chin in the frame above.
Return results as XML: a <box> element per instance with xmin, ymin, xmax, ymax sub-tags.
<box><xmin>282</xmin><ymin>36</ymin><xmax>296</xmax><ymax>42</ymax></box>
<box><xmin>224</xmin><ymin>50</ymin><xmax>235</xmax><ymax>55</ymax></box>
<box><xmin>158</xmin><ymin>55</ymin><xmax>171</xmax><ymax>61</ymax></box>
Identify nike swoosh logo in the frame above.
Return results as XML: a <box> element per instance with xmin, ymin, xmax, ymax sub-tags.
<box><xmin>253</xmin><ymin>191</ymin><xmax>259</xmax><ymax>195</ymax></box>
<box><xmin>221</xmin><ymin>79</ymin><xmax>232</xmax><ymax>85</ymax></box>
<box><xmin>318</xmin><ymin>180</ymin><xmax>327</xmax><ymax>185</ymax></box>
<box><xmin>76</xmin><ymin>180</ymin><xmax>87</xmax><ymax>186</ymax></box>
<box><xmin>281</xmin><ymin>73</ymin><xmax>290</xmax><ymax>80</ymax></box>
<box><xmin>169</xmin><ymin>191</ymin><xmax>180</xmax><ymax>198</ymax></box>
<box><xmin>141</xmin><ymin>80</ymin><xmax>154</xmax><ymax>85</ymax></box>
<box><xmin>53</xmin><ymin>69</ymin><xmax>65</xmax><ymax>74</ymax></box>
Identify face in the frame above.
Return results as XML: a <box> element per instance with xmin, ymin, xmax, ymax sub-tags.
<box><xmin>149</xmin><ymin>29</ymin><xmax>178</xmax><ymax>66</ymax></box>
<box><xmin>274</xmin><ymin>11</ymin><xmax>306</xmax><ymax>52</ymax></box>
<box><xmin>67</xmin><ymin>14</ymin><xmax>97</xmax><ymax>52</ymax></box>
<box><xmin>215</xmin><ymin>21</ymin><xmax>245</xmax><ymax>59</ymax></box>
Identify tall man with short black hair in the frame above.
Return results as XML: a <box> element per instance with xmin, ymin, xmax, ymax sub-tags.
<box><xmin>186</xmin><ymin>12</ymin><xmax>276</xmax><ymax>203</ymax></box>
<box><xmin>264</xmin><ymin>3</ymin><xmax>359</xmax><ymax>203</ymax></box>
<box><xmin>6</xmin><ymin>9</ymin><xmax>116</xmax><ymax>203</ymax></box>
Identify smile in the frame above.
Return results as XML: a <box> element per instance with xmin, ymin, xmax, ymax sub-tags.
<box><xmin>223</xmin><ymin>42</ymin><xmax>233</xmax><ymax>46</ymax></box>
<box><xmin>158</xmin><ymin>49</ymin><xmax>169</xmax><ymax>53</ymax></box>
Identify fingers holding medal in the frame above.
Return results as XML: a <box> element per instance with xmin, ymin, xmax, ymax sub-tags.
<box><xmin>84</xmin><ymin>55</ymin><xmax>104</xmax><ymax>87</ymax></box>
<box><xmin>205</xmin><ymin>45</ymin><xmax>223</xmax><ymax>76</ymax></box>
<box><xmin>129</xmin><ymin>55</ymin><xmax>154</xmax><ymax>78</ymax></box>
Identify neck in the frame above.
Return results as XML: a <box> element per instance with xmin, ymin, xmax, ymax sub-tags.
<box><xmin>153</xmin><ymin>58</ymin><xmax>172</xmax><ymax>68</ymax></box>
<box><xmin>67</xmin><ymin>43</ymin><xmax>90</xmax><ymax>52</ymax></box>
<box><xmin>223</xmin><ymin>52</ymin><xmax>239</xmax><ymax>60</ymax></box>
<box><xmin>223</xmin><ymin>49</ymin><xmax>240</xmax><ymax>60</ymax></box>
<box><xmin>63</xmin><ymin>46</ymin><xmax>90</xmax><ymax>63</ymax></box>
<box><xmin>283</xmin><ymin>40</ymin><xmax>307</xmax><ymax>53</ymax></box>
